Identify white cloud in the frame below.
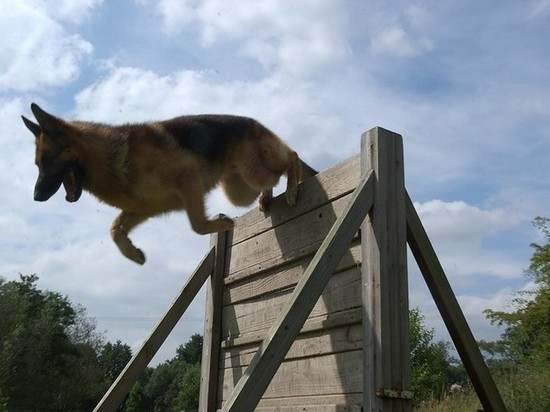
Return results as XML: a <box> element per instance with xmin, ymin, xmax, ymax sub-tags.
<box><xmin>371</xmin><ymin>25</ymin><xmax>433</xmax><ymax>57</ymax></box>
<box><xmin>0</xmin><ymin>2</ymin><xmax>93</xmax><ymax>92</ymax></box>
<box><xmin>413</xmin><ymin>200</ymin><xmax>523</xmax><ymax>279</ymax></box>
<box><xmin>414</xmin><ymin>287</ymin><xmax>516</xmax><ymax>345</ymax></box>
<box><xmin>415</xmin><ymin>200</ymin><xmax>512</xmax><ymax>241</ymax></box>
<box><xmin>155</xmin><ymin>0</ymin><xmax>196</xmax><ymax>33</ymax></box>
<box><xmin>41</xmin><ymin>0</ymin><xmax>104</xmax><ymax>24</ymax></box>
<box><xmin>152</xmin><ymin>0</ymin><xmax>350</xmax><ymax>77</ymax></box>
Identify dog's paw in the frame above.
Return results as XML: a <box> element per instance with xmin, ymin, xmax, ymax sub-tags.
<box><xmin>259</xmin><ymin>191</ymin><xmax>273</xmax><ymax>212</ymax></box>
<box><xmin>217</xmin><ymin>214</ymin><xmax>235</xmax><ymax>232</ymax></box>
<box><xmin>127</xmin><ymin>247</ymin><xmax>146</xmax><ymax>265</ymax></box>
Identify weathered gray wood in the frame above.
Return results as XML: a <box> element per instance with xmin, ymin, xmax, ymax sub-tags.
<box><xmin>405</xmin><ymin>192</ymin><xmax>508</xmax><ymax>412</ymax></box>
<box><xmin>227</xmin><ymin>193</ymin><xmax>357</xmax><ymax>279</ymax></box>
<box><xmin>255</xmin><ymin>404</ymin><xmax>362</xmax><ymax>412</ymax></box>
<box><xmin>221</xmin><ymin>169</ymin><xmax>375</xmax><ymax>412</ymax></box>
<box><xmin>221</xmin><ymin>324</ymin><xmax>363</xmax><ymax>369</ymax></box>
<box><xmin>252</xmin><ymin>393</ymin><xmax>363</xmax><ymax>411</ymax></box>
<box><xmin>219</xmin><ymin>350</ymin><xmax>363</xmax><ymax>402</ymax></box>
<box><xmin>93</xmin><ymin>247</ymin><xmax>215</xmax><ymax>412</ymax></box>
<box><xmin>222</xmin><ymin>267</ymin><xmax>362</xmax><ymax>341</ymax></box>
<box><xmin>199</xmin><ymin>229</ymin><xmax>230</xmax><ymax>412</ymax></box>
<box><xmin>362</xmin><ymin>127</ymin><xmax>411</xmax><ymax>411</ymax></box>
<box><xmin>232</xmin><ymin>154</ymin><xmax>360</xmax><ymax>245</ymax></box>
<box><xmin>221</xmin><ymin>307</ymin><xmax>362</xmax><ymax>350</ymax></box>
<box><xmin>223</xmin><ymin>241</ymin><xmax>361</xmax><ymax>304</ymax></box>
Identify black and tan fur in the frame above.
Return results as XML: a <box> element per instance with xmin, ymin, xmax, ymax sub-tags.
<box><xmin>22</xmin><ymin>103</ymin><xmax>317</xmax><ymax>264</ymax></box>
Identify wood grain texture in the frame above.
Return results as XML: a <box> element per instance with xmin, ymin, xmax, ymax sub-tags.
<box><xmin>221</xmin><ymin>170</ymin><xmax>375</xmax><ymax>412</ymax></box>
<box><xmin>199</xmin><ymin>230</ymin><xmax>230</xmax><ymax>412</ymax></box>
<box><xmin>227</xmin><ymin>193</ymin><xmax>357</xmax><ymax>280</ymax></box>
<box><xmin>221</xmin><ymin>324</ymin><xmax>363</xmax><ymax>369</ymax></box>
<box><xmin>223</xmin><ymin>241</ymin><xmax>361</xmax><ymax>304</ymax></box>
<box><xmin>231</xmin><ymin>155</ymin><xmax>360</xmax><ymax>245</ymax></box>
<box><xmin>219</xmin><ymin>350</ymin><xmax>363</xmax><ymax>401</ymax></box>
<box><xmin>362</xmin><ymin>128</ymin><xmax>411</xmax><ymax>412</ymax></box>
<box><xmin>221</xmin><ymin>267</ymin><xmax>362</xmax><ymax>341</ymax></box>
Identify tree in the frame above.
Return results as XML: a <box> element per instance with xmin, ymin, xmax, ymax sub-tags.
<box><xmin>100</xmin><ymin>340</ymin><xmax>133</xmax><ymax>383</ymax></box>
<box><xmin>0</xmin><ymin>274</ymin><xmax>109</xmax><ymax>410</ymax></box>
<box><xmin>125</xmin><ymin>335</ymin><xmax>203</xmax><ymax>412</ymax></box>
<box><xmin>485</xmin><ymin>217</ymin><xmax>550</xmax><ymax>367</ymax></box>
<box><xmin>175</xmin><ymin>333</ymin><xmax>203</xmax><ymax>364</ymax></box>
<box><xmin>409</xmin><ymin>308</ymin><xmax>460</xmax><ymax>403</ymax></box>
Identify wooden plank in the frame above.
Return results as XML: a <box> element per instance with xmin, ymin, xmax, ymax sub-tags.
<box><xmin>405</xmin><ymin>192</ymin><xmax>508</xmax><ymax>412</ymax></box>
<box><xmin>232</xmin><ymin>155</ymin><xmax>360</xmax><ymax>245</ymax></box>
<box><xmin>222</xmin><ymin>307</ymin><xmax>362</xmax><ymax>350</ymax></box>
<box><xmin>227</xmin><ymin>193</ymin><xmax>356</xmax><ymax>279</ymax></box>
<box><xmin>219</xmin><ymin>350</ymin><xmax>363</xmax><ymax>401</ymax></box>
<box><xmin>223</xmin><ymin>241</ymin><xmax>362</xmax><ymax>304</ymax></box>
<box><xmin>199</xmin><ymin>228</ymin><xmax>230</xmax><ymax>412</ymax></box>
<box><xmin>362</xmin><ymin>127</ymin><xmax>411</xmax><ymax>411</ymax></box>
<box><xmin>221</xmin><ymin>170</ymin><xmax>375</xmax><ymax>412</ymax></box>
<box><xmin>221</xmin><ymin>267</ymin><xmax>362</xmax><ymax>340</ymax></box>
<box><xmin>221</xmin><ymin>324</ymin><xmax>363</xmax><ymax>369</ymax></box>
<box><xmin>252</xmin><ymin>394</ymin><xmax>363</xmax><ymax>411</ymax></box>
<box><xmin>93</xmin><ymin>247</ymin><xmax>215</xmax><ymax>412</ymax></box>
<box><xmin>256</xmin><ymin>404</ymin><xmax>362</xmax><ymax>412</ymax></box>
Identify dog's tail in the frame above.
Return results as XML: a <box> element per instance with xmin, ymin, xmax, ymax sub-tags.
<box><xmin>300</xmin><ymin>159</ymin><xmax>318</xmax><ymax>180</ymax></box>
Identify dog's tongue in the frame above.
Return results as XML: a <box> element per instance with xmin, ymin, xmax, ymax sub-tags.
<box><xmin>63</xmin><ymin>167</ymin><xmax>82</xmax><ymax>202</ymax></box>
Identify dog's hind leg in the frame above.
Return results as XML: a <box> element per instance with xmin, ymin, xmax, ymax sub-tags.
<box><xmin>238</xmin><ymin>133</ymin><xmax>301</xmax><ymax>210</ymax></box>
<box><xmin>110</xmin><ymin>211</ymin><xmax>150</xmax><ymax>265</ymax></box>
<box><xmin>283</xmin><ymin>150</ymin><xmax>301</xmax><ymax>207</ymax></box>
<box><xmin>259</xmin><ymin>188</ymin><xmax>273</xmax><ymax>212</ymax></box>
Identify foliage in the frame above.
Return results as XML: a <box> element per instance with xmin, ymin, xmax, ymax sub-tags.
<box><xmin>458</xmin><ymin>216</ymin><xmax>550</xmax><ymax>411</ymax></box>
<box><xmin>409</xmin><ymin>308</ymin><xmax>462</xmax><ymax>404</ymax></box>
<box><xmin>484</xmin><ymin>216</ymin><xmax>550</xmax><ymax>367</ymax></box>
<box><xmin>0</xmin><ymin>274</ymin><xmax>133</xmax><ymax>411</ymax></box>
<box><xmin>100</xmin><ymin>340</ymin><xmax>133</xmax><ymax>382</ymax></box>
<box><xmin>176</xmin><ymin>333</ymin><xmax>203</xmax><ymax>365</ymax></box>
<box><xmin>125</xmin><ymin>334</ymin><xmax>203</xmax><ymax>412</ymax></box>
<box><xmin>0</xmin><ymin>389</ymin><xmax>7</xmax><ymax>412</ymax></box>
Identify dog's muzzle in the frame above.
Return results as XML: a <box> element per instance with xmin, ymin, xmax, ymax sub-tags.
<box><xmin>34</xmin><ymin>165</ymin><xmax>84</xmax><ymax>202</ymax></box>
<box><xmin>34</xmin><ymin>173</ymin><xmax>63</xmax><ymax>202</ymax></box>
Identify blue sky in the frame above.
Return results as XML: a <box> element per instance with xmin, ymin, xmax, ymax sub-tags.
<box><xmin>1</xmin><ymin>0</ymin><xmax>549</xmax><ymax>364</ymax></box>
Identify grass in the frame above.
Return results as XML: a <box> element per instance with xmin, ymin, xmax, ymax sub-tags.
<box><xmin>414</xmin><ymin>367</ymin><xmax>550</xmax><ymax>411</ymax></box>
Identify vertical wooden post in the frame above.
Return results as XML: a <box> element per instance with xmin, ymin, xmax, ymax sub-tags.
<box><xmin>199</xmin><ymin>227</ymin><xmax>229</xmax><ymax>412</ymax></box>
<box><xmin>362</xmin><ymin>127</ymin><xmax>412</xmax><ymax>411</ymax></box>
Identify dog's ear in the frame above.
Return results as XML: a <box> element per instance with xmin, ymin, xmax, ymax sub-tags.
<box><xmin>30</xmin><ymin>103</ymin><xmax>63</xmax><ymax>137</ymax></box>
<box><xmin>21</xmin><ymin>115</ymin><xmax>42</xmax><ymax>138</ymax></box>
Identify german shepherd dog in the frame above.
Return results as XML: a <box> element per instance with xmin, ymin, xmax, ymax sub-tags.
<box><xmin>22</xmin><ymin>103</ymin><xmax>316</xmax><ymax>264</ymax></box>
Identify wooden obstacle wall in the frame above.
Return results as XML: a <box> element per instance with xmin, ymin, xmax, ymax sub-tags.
<box><xmin>203</xmin><ymin>154</ymin><xmax>365</xmax><ymax>411</ymax></box>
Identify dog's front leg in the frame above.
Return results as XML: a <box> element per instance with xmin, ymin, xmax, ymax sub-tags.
<box><xmin>110</xmin><ymin>211</ymin><xmax>149</xmax><ymax>264</ymax></box>
<box><xmin>179</xmin><ymin>176</ymin><xmax>234</xmax><ymax>234</ymax></box>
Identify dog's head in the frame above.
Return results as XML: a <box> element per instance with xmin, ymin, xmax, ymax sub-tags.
<box><xmin>22</xmin><ymin>103</ymin><xmax>84</xmax><ymax>203</ymax></box>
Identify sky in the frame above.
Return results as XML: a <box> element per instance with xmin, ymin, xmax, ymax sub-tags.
<box><xmin>1</xmin><ymin>0</ymin><xmax>549</xmax><ymax>366</ymax></box>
